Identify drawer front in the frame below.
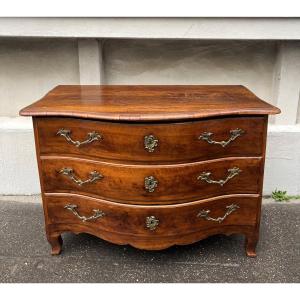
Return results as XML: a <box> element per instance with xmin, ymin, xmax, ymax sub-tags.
<box><xmin>41</xmin><ymin>157</ymin><xmax>262</xmax><ymax>204</ymax></box>
<box><xmin>36</xmin><ymin>116</ymin><xmax>265</xmax><ymax>163</ymax></box>
<box><xmin>46</xmin><ymin>194</ymin><xmax>259</xmax><ymax>237</ymax></box>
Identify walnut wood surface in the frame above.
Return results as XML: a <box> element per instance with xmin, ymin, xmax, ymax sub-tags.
<box><xmin>36</xmin><ymin>116</ymin><xmax>266</xmax><ymax>163</ymax></box>
<box><xmin>20</xmin><ymin>85</ymin><xmax>280</xmax><ymax>122</ymax></box>
<box><xmin>46</xmin><ymin>193</ymin><xmax>259</xmax><ymax>242</ymax></box>
<box><xmin>21</xmin><ymin>85</ymin><xmax>279</xmax><ymax>257</ymax></box>
<box><xmin>41</xmin><ymin>156</ymin><xmax>262</xmax><ymax>204</ymax></box>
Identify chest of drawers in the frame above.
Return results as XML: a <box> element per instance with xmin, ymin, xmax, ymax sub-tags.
<box><xmin>20</xmin><ymin>85</ymin><xmax>280</xmax><ymax>257</ymax></box>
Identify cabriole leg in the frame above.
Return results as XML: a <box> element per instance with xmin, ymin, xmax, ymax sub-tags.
<box><xmin>48</xmin><ymin>233</ymin><xmax>63</xmax><ymax>255</ymax></box>
<box><xmin>245</xmin><ymin>233</ymin><xmax>258</xmax><ymax>258</ymax></box>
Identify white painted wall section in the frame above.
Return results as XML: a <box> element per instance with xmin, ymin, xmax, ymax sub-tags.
<box><xmin>273</xmin><ymin>42</ymin><xmax>300</xmax><ymax>125</ymax></box>
<box><xmin>0</xmin><ymin>118</ymin><xmax>40</xmax><ymax>194</ymax></box>
<box><xmin>0</xmin><ymin>38</ymin><xmax>80</xmax><ymax>116</ymax></box>
<box><xmin>78</xmin><ymin>39</ymin><xmax>104</xmax><ymax>84</ymax></box>
<box><xmin>1</xmin><ymin>18</ymin><xmax>300</xmax><ymax>40</ymax></box>
<box><xmin>264</xmin><ymin>125</ymin><xmax>300</xmax><ymax>195</ymax></box>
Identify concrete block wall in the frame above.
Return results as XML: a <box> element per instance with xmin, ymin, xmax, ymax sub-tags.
<box><xmin>0</xmin><ymin>18</ymin><xmax>300</xmax><ymax>196</ymax></box>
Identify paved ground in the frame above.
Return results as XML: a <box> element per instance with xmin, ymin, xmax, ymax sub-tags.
<box><xmin>0</xmin><ymin>197</ymin><xmax>299</xmax><ymax>283</ymax></box>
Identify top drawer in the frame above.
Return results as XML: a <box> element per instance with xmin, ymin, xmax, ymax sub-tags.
<box><xmin>35</xmin><ymin>116</ymin><xmax>266</xmax><ymax>163</ymax></box>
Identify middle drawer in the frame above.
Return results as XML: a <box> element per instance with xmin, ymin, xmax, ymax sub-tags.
<box><xmin>41</xmin><ymin>157</ymin><xmax>262</xmax><ymax>204</ymax></box>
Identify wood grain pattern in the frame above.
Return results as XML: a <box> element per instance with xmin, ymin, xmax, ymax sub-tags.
<box><xmin>36</xmin><ymin>116</ymin><xmax>266</xmax><ymax>163</ymax></box>
<box><xmin>20</xmin><ymin>85</ymin><xmax>280</xmax><ymax>122</ymax></box>
<box><xmin>46</xmin><ymin>193</ymin><xmax>259</xmax><ymax>245</ymax></box>
<box><xmin>41</xmin><ymin>156</ymin><xmax>262</xmax><ymax>204</ymax></box>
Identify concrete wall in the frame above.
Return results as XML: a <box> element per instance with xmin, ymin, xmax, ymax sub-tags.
<box><xmin>0</xmin><ymin>38</ymin><xmax>80</xmax><ymax>116</ymax></box>
<box><xmin>1</xmin><ymin>18</ymin><xmax>300</xmax><ymax>196</ymax></box>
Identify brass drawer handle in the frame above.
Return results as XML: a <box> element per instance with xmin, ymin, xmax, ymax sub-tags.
<box><xmin>146</xmin><ymin>216</ymin><xmax>159</xmax><ymax>230</ymax></box>
<box><xmin>64</xmin><ymin>204</ymin><xmax>105</xmax><ymax>222</ymax></box>
<box><xmin>198</xmin><ymin>128</ymin><xmax>244</xmax><ymax>147</ymax></box>
<box><xmin>57</xmin><ymin>128</ymin><xmax>102</xmax><ymax>147</ymax></box>
<box><xmin>197</xmin><ymin>167</ymin><xmax>241</xmax><ymax>186</ymax></box>
<box><xmin>197</xmin><ymin>204</ymin><xmax>240</xmax><ymax>223</ymax></box>
<box><xmin>59</xmin><ymin>168</ymin><xmax>103</xmax><ymax>186</ymax></box>
<box><xmin>144</xmin><ymin>176</ymin><xmax>158</xmax><ymax>192</ymax></box>
<box><xmin>144</xmin><ymin>135</ymin><xmax>159</xmax><ymax>152</ymax></box>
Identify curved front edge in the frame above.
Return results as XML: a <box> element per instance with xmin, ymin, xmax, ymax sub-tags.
<box><xmin>41</xmin><ymin>156</ymin><xmax>262</xmax><ymax>205</ymax></box>
<box><xmin>47</xmin><ymin>223</ymin><xmax>257</xmax><ymax>252</ymax></box>
<box><xmin>45</xmin><ymin>193</ymin><xmax>260</xmax><ymax>256</ymax></box>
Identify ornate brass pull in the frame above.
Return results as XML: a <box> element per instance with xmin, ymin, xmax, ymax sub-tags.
<box><xmin>146</xmin><ymin>216</ymin><xmax>159</xmax><ymax>230</ymax></box>
<box><xmin>144</xmin><ymin>135</ymin><xmax>159</xmax><ymax>152</ymax></box>
<box><xmin>64</xmin><ymin>204</ymin><xmax>105</xmax><ymax>222</ymax></box>
<box><xmin>197</xmin><ymin>204</ymin><xmax>240</xmax><ymax>223</ymax></box>
<box><xmin>59</xmin><ymin>168</ymin><xmax>103</xmax><ymax>186</ymax></box>
<box><xmin>198</xmin><ymin>128</ymin><xmax>244</xmax><ymax>147</ymax></box>
<box><xmin>144</xmin><ymin>176</ymin><xmax>158</xmax><ymax>192</ymax></box>
<box><xmin>197</xmin><ymin>167</ymin><xmax>241</xmax><ymax>186</ymax></box>
<box><xmin>57</xmin><ymin>128</ymin><xmax>102</xmax><ymax>147</ymax></box>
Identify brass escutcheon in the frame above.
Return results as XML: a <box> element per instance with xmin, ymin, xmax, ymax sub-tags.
<box><xmin>144</xmin><ymin>176</ymin><xmax>158</xmax><ymax>192</ymax></box>
<box><xmin>146</xmin><ymin>216</ymin><xmax>159</xmax><ymax>230</ymax></box>
<box><xmin>144</xmin><ymin>135</ymin><xmax>159</xmax><ymax>152</ymax></box>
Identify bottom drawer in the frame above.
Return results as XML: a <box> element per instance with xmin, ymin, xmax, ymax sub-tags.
<box><xmin>46</xmin><ymin>193</ymin><xmax>259</xmax><ymax>239</ymax></box>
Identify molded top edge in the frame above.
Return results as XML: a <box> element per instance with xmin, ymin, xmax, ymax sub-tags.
<box><xmin>20</xmin><ymin>85</ymin><xmax>280</xmax><ymax>122</ymax></box>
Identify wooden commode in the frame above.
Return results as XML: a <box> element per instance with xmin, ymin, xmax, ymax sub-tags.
<box><xmin>20</xmin><ymin>85</ymin><xmax>280</xmax><ymax>257</ymax></box>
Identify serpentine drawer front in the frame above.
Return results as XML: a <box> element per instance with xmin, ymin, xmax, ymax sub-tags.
<box><xmin>20</xmin><ymin>85</ymin><xmax>280</xmax><ymax>257</ymax></box>
<box><xmin>46</xmin><ymin>194</ymin><xmax>259</xmax><ymax>249</ymax></box>
<box><xmin>41</xmin><ymin>157</ymin><xmax>262</xmax><ymax>204</ymax></box>
<box><xmin>36</xmin><ymin>116</ymin><xmax>265</xmax><ymax>163</ymax></box>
